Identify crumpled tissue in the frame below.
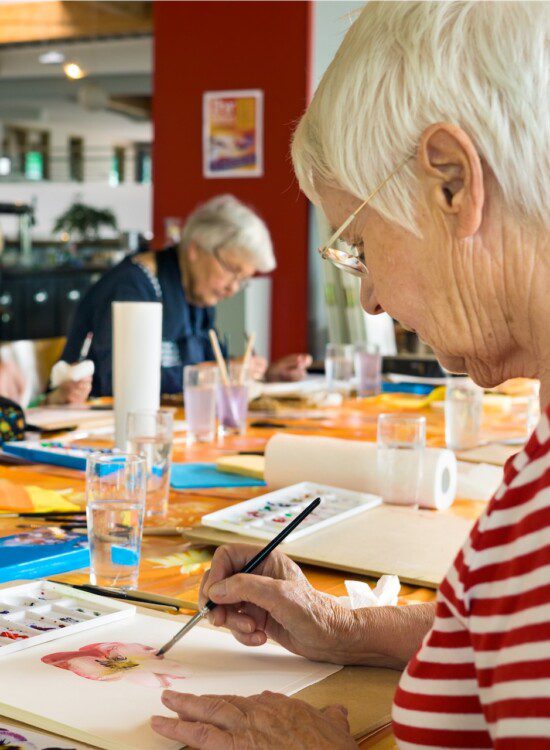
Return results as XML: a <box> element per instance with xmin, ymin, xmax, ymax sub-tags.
<box><xmin>334</xmin><ymin>575</ymin><xmax>401</xmax><ymax>609</ymax></box>
<box><xmin>50</xmin><ymin>359</ymin><xmax>95</xmax><ymax>388</ymax></box>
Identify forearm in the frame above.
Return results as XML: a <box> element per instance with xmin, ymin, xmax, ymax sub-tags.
<box><xmin>338</xmin><ymin>602</ymin><xmax>436</xmax><ymax>669</ymax></box>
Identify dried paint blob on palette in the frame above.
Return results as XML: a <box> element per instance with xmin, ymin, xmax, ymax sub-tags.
<box><xmin>230</xmin><ymin>489</ymin><xmax>364</xmax><ymax>530</ymax></box>
<box><xmin>0</xmin><ymin>722</ymin><xmax>89</xmax><ymax>749</ymax></box>
<box><xmin>0</xmin><ymin>581</ymin><xmax>134</xmax><ymax>655</ymax></box>
<box><xmin>41</xmin><ymin>642</ymin><xmax>191</xmax><ymax>688</ymax></box>
<box><xmin>201</xmin><ymin>482</ymin><xmax>382</xmax><ymax>542</ymax></box>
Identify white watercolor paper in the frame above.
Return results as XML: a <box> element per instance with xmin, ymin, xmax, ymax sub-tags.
<box><xmin>0</xmin><ymin>611</ymin><xmax>340</xmax><ymax>750</ymax></box>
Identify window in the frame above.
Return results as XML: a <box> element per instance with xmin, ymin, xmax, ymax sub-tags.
<box><xmin>109</xmin><ymin>146</ymin><xmax>126</xmax><ymax>186</ymax></box>
<box><xmin>68</xmin><ymin>136</ymin><xmax>84</xmax><ymax>182</ymax></box>
<box><xmin>3</xmin><ymin>126</ymin><xmax>50</xmax><ymax>180</ymax></box>
<box><xmin>134</xmin><ymin>142</ymin><xmax>152</xmax><ymax>184</ymax></box>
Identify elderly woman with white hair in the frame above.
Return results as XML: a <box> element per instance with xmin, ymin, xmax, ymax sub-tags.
<box><xmin>61</xmin><ymin>194</ymin><xmax>311</xmax><ymax>396</ymax></box>
<box><xmin>151</xmin><ymin>2</ymin><xmax>550</xmax><ymax>748</ymax></box>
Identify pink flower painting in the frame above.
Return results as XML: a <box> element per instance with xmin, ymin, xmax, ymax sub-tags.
<box><xmin>41</xmin><ymin>642</ymin><xmax>191</xmax><ymax>688</ymax></box>
<box><xmin>0</xmin><ymin>726</ymin><xmax>37</xmax><ymax>749</ymax></box>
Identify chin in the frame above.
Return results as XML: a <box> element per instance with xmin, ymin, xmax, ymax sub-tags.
<box><xmin>432</xmin><ymin>351</ymin><xmax>468</xmax><ymax>375</ymax></box>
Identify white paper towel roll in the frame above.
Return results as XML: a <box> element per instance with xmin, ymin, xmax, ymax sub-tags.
<box><xmin>113</xmin><ymin>302</ymin><xmax>162</xmax><ymax>449</ymax></box>
<box><xmin>264</xmin><ymin>434</ymin><xmax>457</xmax><ymax>511</ymax></box>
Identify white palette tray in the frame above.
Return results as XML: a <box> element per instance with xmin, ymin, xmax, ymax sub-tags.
<box><xmin>201</xmin><ymin>481</ymin><xmax>381</xmax><ymax>542</ymax></box>
<box><xmin>0</xmin><ymin>580</ymin><xmax>135</xmax><ymax>656</ymax></box>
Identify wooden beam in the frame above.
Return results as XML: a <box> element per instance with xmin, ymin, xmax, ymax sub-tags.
<box><xmin>87</xmin><ymin>2</ymin><xmax>150</xmax><ymax>20</ymax></box>
<box><xmin>0</xmin><ymin>1</ymin><xmax>152</xmax><ymax>46</ymax></box>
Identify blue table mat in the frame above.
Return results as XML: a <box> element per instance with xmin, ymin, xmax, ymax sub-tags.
<box><xmin>170</xmin><ymin>463</ymin><xmax>266</xmax><ymax>490</ymax></box>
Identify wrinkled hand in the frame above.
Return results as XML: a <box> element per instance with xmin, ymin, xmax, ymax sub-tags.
<box><xmin>266</xmin><ymin>354</ymin><xmax>312</xmax><ymax>382</ymax></box>
<box><xmin>151</xmin><ymin>690</ymin><xmax>357</xmax><ymax>750</ymax></box>
<box><xmin>246</xmin><ymin>354</ymin><xmax>268</xmax><ymax>381</ymax></box>
<box><xmin>199</xmin><ymin>544</ymin><xmax>354</xmax><ymax>663</ymax></box>
<box><xmin>0</xmin><ymin>360</ymin><xmax>26</xmax><ymax>403</ymax></box>
<box><xmin>47</xmin><ymin>377</ymin><xmax>92</xmax><ymax>405</ymax></box>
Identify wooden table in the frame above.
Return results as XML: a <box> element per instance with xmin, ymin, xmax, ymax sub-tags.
<box><xmin>0</xmin><ymin>394</ymin><xmax>509</xmax><ymax>748</ymax></box>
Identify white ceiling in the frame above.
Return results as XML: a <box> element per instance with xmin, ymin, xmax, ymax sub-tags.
<box><xmin>0</xmin><ymin>36</ymin><xmax>152</xmax><ymax>132</ymax></box>
<box><xmin>0</xmin><ymin>36</ymin><xmax>152</xmax><ymax>79</ymax></box>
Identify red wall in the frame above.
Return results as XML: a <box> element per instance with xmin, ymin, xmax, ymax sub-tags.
<box><xmin>152</xmin><ymin>1</ymin><xmax>312</xmax><ymax>359</ymax></box>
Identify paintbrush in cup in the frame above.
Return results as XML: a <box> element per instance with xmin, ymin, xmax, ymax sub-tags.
<box><xmin>240</xmin><ymin>331</ymin><xmax>256</xmax><ymax>384</ymax></box>
<box><xmin>209</xmin><ymin>328</ymin><xmax>240</xmax><ymax>426</ymax></box>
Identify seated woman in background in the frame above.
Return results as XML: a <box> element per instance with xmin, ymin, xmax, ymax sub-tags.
<box><xmin>0</xmin><ymin>348</ymin><xmax>89</xmax><ymax>407</ymax></box>
<box><xmin>60</xmin><ymin>195</ymin><xmax>311</xmax><ymax>397</ymax></box>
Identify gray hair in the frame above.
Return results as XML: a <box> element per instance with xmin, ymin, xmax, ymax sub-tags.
<box><xmin>292</xmin><ymin>1</ymin><xmax>550</xmax><ymax>235</ymax></box>
<box><xmin>181</xmin><ymin>195</ymin><xmax>276</xmax><ymax>273</ymax></box>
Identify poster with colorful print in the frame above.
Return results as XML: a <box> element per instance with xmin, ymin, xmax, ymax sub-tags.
<box><xmin>203</xmin><ymin>89</ymin><xmax>263</xmax><ymax>178</ymax></box>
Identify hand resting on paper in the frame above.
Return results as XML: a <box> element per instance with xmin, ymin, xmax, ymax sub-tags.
<box><xmin>266</xmin><ymin>353</ymin><xmax>313</xmax><ymax>382</ymax></box>
<box><xmin>200</xmin><ymin>544</ymin><xmax>436</xmax><ymax>669</ymax></box>
<box><xmin>151</xmin><ymin>689</ymin><xmax>357</xmax><ymax>750</ymax></box>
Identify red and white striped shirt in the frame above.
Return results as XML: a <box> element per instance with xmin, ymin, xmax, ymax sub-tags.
<box><xmin>393</xmin><ymin>405</ymin><xmax>550</xmax><ymax>749</ymax></box>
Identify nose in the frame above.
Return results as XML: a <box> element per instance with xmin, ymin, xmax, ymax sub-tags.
<box><xmin>360</xmin><ymin>277</ymin><xmax>384</xmax><ymax>315</ymax></box>
<box><xmin>224</xmin><ymin>278</ymin><xmax>241</xmax><ymax>296</ymax></box>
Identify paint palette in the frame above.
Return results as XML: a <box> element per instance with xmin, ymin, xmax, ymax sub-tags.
<box><xmin>0</xmin><ymin>580</ymin><xmax>134</xmax><ymax>656</ymax></box>
<box><xmin>201</xmin><ymin>482</ymin><xmax>381</xmax><ymax>542</ymax></box>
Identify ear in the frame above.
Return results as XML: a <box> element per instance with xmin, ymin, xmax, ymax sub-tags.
<box><xmin>418</xmin><ymin>123</ymin><xmax>484</xmax><ymax>239</ymax></box>
<box><xmin>186</xmin><ymin>241</ymin><xmax>198</xmax><ymax>262</ymax></box>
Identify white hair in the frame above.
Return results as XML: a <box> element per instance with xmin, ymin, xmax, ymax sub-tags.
<box><xmin>181</xmin><ymin>194</ymin><xmax>276</xmax><ymax>273</ymax></box>
<box><xmin>292</xmin><ymin>1</ymin><xmax>550</xmax><ymax>234</ymax></box>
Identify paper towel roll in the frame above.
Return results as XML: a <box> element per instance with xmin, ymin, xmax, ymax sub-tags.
<box><xmin>264</xmin><ymin>434</ymin><xmax>457</xmax><ymax>511</ymax></box>
<box><xmin>113</xmin><ymin>302</ymin><xmax>162</xmax><ymax>449</ymax></box>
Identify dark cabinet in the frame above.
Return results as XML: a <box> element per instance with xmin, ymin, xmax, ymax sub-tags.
<box><xmin>0</xmin><ymin>268</ymin><xmax>100</xmax><ymax>341</ymax></box>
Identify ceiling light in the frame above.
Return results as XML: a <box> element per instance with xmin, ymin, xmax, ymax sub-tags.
<box><xmin>39</xmin><ymin>50</ymin><xmax>65</xmax><ymax>65</ymax></box>
<box><xmin>64</xmin><ymin>62</ymin><xmax>86</xmax><ymax>80</ymax></box>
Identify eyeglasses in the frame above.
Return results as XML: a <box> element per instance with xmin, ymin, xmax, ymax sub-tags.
<box><xmin>318</xmin><ymin>154</ymin><xmax>413</xmax><ymax>278</ymax></box>
<box><xmin>213</xmin><ymin>246</ymin><xmax>251</xmax><ymax>291</ymax></box>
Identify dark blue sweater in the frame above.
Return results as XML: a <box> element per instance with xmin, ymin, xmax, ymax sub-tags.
<box><xmin>61</xmin><ymin>246</ymin><xmax>223</xmax><ymax>395</ymax></box>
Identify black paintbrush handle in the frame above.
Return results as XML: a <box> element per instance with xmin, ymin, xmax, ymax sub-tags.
<box><xmin>202</xmin><ymin>497</ymin><xmax>321</xmax><ymax>613</ymax></box>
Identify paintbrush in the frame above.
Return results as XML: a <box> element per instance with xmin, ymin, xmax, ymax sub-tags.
<box><xmin>156</xmin><ymin>497</ymin><xmax>321</xmax><ymax>656</ymax></box>
<box><xmin>52</xmin><ymin>582</ymin><xmax>199</xmax><ymax>612</ymax></box>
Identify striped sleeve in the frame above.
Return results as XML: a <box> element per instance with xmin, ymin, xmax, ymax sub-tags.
<box><xmin>394</xmin><ymin>407</ymin><xmax>550</xmax><ymax>749</ymax></box>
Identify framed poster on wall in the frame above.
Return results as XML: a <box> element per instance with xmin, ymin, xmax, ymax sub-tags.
<box><xmin>203</xmin><ymin>89</ymin><xmax>264</xmax><ymax>178</ymax></box>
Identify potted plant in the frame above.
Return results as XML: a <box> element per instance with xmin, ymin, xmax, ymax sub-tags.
<box><xmin>53</xmin><ymin>202</ymin><xmax>118</xmax><ymax>241</ymax></box>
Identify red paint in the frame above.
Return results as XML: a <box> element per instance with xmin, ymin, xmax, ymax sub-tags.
<box><xmin>152</xmin><ymin>1</ymin><xmax>312</xmax><ymax>358</ymax></box>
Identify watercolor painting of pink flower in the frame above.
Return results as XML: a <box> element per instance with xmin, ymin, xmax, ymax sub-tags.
<box><xmin>41</xmin><ymin>642</ymin><xmax>191</xmax><ymax>688</ymax></box>
<box><xmin>0</xmin><ymin>727</ymin><xmax>37</xmax><ymax>749</ymax></box>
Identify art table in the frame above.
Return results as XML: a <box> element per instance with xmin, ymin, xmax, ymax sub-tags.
<box><xmin>0</xmin><ymin>392</ymin><xmax>525</xmax><ymax>748</ymax></box>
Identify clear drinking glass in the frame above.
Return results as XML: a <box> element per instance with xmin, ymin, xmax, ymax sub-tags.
<box><xmin>184</xmin><ymin>365</ymin><xmax>218</xmax><ymax>444</ymax></box>
<box><xmin>325</xmin><ymin>343</ymin><xmax>354</xmax><ymax>392</ymax></box>
<box><xmin>377</xmin><ymin>414</ymin><xmax>426</xmax><ymax>508</ymax></box>
<box><xmin>354</xmin><ymin>343</ymin><xmax>382</xmax><ymax>397</ymax></box>
<box><xmin>217</xmin><ymin>363</ymin><xmax>249</xmax><ymax>436</ymax></box>
<box><xmin>127</xmin><ymin>410</ymin><xmax>174</xmax><ymax>518</ymax></box>
<box><xmin>445</xmin><ymin>377</ymin><xmax>483</xmax><ymax>450</ymax></box>
<box><xmin>86</xmin><ymin>452</ymin><xmax>146</xmax><ymax>589</ymax></box>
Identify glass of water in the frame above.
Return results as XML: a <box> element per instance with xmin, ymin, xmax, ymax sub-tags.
<box><xmin>86</xmin><ymin>452</ymin><xmax>146</xmax><ymax>589</ymax></box>
<box><xmin>325</xmin><ymin>343</ymin><xmax>354</xmax><ymax>392</ymax></box>
<box><xmin>217</xmin><ymin>363</ymin><xmax>250</xmax><ymax>436</ymax></box>
<box><xmin>184</xmin><ymin>365</ymin><xmax>218</xmax><ymax>444</ymax></box>
<box><xmin>377</xmin><ymin>414</ymin><xmax>426</xmax><ymax>508</ymax></box>
<box><xmin>127</xmin><ymin>410</ymin><xmax>174</xmax><ymax>518</ymax></box>
<box><xmin>354</xmin><ymin>343</ymin><xmax>382</xmax><ymax>397</ymax></box>
<box><xmin>445</xmin><ymin>377</ymin><xmax>483</xmax><ymax>450</ymax></box>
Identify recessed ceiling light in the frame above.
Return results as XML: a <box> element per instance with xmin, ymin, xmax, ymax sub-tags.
<box><xmin>64</xmin><ymin>62</ymin><xmax>86</xmax><ymax>80</ymax></box>
<box><xmin>39</xmin><ymin>50</ymin><xmax>65</xmax><ymax>65</ymax></box>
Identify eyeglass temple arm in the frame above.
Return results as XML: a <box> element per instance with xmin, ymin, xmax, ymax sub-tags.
<box><xmin>325</xmin><ymin>153</ymin><xmax>413</xmax><ymax>249</ymax></box>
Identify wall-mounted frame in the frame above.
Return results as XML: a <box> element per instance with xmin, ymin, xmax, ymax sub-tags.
<box><xmin>202</xmin><ymin>89</ymin><xmax>263</xmax><ymax>179</ymax></box>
